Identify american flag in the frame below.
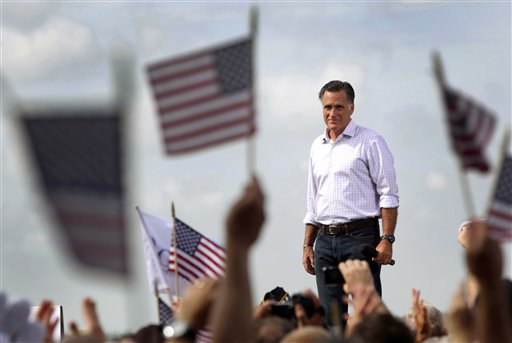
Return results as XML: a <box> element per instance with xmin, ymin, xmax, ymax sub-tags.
<box><xmin>146</xmin><ymin>36</ymin><xmax>255</xmax><ymax>155</ymax></box>
<box><xmin>169</xmin><ymin>218</ymin><xmax>226</xmax><ymax>283</ymax></box>
<box><xmin>21</xmin><ymin>110</ymin><xmax>128</xmax><ymax>275</ymax></box>
<box><xmin>158</xmin><ymin>296</ymin><xmax>174</xmax><ymax>325</ymax></box>
<box><xmin>487</xmin><ymin>154</ymin><xmax>512</xmax><ymax>241</ymax></box>
<box><xmin>196</xmin><ymin>329</ymin><xmax>214</xmax><ymax>343</ymax></box>
<box><xmin>442</xmin><ymin>85</ymin><xmax>496</xmax><ymax>172</ymax></box>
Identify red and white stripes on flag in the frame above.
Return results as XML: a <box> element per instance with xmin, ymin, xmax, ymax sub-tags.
<box><xmin>21</xmin><ymin>112</ymin><xmax>128</xmax><ymax>275</ymax></box>
<box><xmin>169</xmin><ymin>218</ymin><xmax>225</xmax><ymax>283</ymax></box>
<box><xmin>487</xmin><ymin>154</ymin><xmax>512</xmax><ymax>241</ymax></box>
<box><xmin>442</xmin><ymin>85</ymin><xmax>496</xmax><ymax>172</ymax></box>
<box><xmin>147</xmin><ymin>36</ymin><xmax>255</xmax><ymax>155</ymax></box>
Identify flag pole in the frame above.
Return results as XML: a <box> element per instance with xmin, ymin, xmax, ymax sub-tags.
<box><xmin>247</xmin><ymin>6</ymin><xmax>258</xmax><ymax>177</ymax></box>
<box><xmin>154</xmin><ymin>280</ymin><xmax>162</xmax><ymax>323</ymax></box>
<box><xmin>432</xmin><ymin>51</ymin><xmax>476</xmax><ymax>217</ymax></box>
<box><xmin>171</xmin><ymin>202</ymin><xmax>180</xmax><ymax>299</ymax></box>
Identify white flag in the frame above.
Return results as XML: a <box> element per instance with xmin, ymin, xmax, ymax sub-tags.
<box><xmin>136</xmin><ymin>207</ymin><xmax>189</xmax><ymax>296</ymax></box>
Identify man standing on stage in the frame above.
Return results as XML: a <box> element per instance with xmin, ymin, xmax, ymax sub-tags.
<box><xmin>302</xmin><ymin>80</ymin><xmax>399</xmax><ymax>328</ymax></box>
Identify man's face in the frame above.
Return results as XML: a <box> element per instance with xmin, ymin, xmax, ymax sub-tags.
<box><xmin>321</xmin><ymin>90</ymin><xmax>354</xmax><ymax>138</ymax></box>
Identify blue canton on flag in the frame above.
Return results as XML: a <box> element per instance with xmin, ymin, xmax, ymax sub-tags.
<box><xmin>169</xmin><ymin>218</ymin><xmax>226</xmax><ymax>283</ymax></box>
<box><xmin>158</xmin><ymin>297</ymin><xmax>174</xmax><ymax>325</ymax></box>
<box><xmin>488</xmin><ymin>155</ymin><xmax>512</xmax><ymax>240</ymax></box>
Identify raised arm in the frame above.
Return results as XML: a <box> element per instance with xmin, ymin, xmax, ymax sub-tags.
<box><xmin>211</xmin><ymin>176</ymin><xmax>266</xmax><ymax>343</ymax></box>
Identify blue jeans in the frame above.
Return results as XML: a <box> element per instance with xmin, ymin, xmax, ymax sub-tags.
<box><xmin>314</xmin><ymin>224</ymin><xmax>382</xmax><ymax>329</ymax></box>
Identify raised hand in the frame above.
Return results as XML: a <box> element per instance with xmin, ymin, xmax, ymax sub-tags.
<box><xmin>65</xmin><ymin>297</ymin><xmax>106</xmax><ymax>343</ymax></box>
<box><xmin>225</xmin><ymin>176</ymin><xmax>265</xmax><ymax>249</ymax></box>
<box><xmin>176</xmin><ymin>278</ymin><xmax>219</xmax><ymax>330</ymax></box>
<box><xmin>35</xmin><ymin>300</ymin><xmax>59</xmax><ymax>343</ymax></box>
<box><xmin>410</xmin><ymin>289</ymin><xmax>431</xmax><ymax>343</ymax></box>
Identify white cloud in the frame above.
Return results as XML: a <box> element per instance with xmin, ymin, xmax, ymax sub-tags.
<box><xmin>2</xmin><ymin>2</ymin><xmax>57</xmax><ymax>31</ymax></box>
<box><xmin>199</xmin><ymin>190</ymin><xmax>226</xmax><ymax>207</ymax></box>
<box><xmin>137</xmin><ymin>26</ymin><xmax>167</xmax><ymax>54</ymax></box>
<box><xmin>2</xmin><ymin>16</ymin><xmax>102</xmax><ymax>82</ymax></box>
<box><xmin>261</xmin><ymin>62</ymin><xmax>365</xmax><ymax>120</ymax></box>
<box><xmin>426</xmin><ymin>171</ymin><xmax>447</xmax><ymax>191</ymax></box>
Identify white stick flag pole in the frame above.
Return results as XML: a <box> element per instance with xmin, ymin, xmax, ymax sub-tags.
<box><xmin>247</xmin><ymin>6</ymin><xmax>259</xmax><ymax>177</ymax></box>
<box><xmin>432</xmin><ymin>51</ymin><xmax>476</xmax><ymax>217</ymax></box>
<box><xmin>171</xmin><ymin>202</ymin><xmax>180</xmax><ymax>299</ymax></box>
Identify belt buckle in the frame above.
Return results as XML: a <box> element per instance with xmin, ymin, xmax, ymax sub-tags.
<box><xmin>328</xmin><ymin>224</ymin><xmax>338</xmax><ymax>234</ymax></box>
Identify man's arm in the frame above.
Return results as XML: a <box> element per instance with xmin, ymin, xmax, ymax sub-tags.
<box><xmin>302</xmin><ymin>224</ymin><xmax>318</xmax><ymax>275</ymax></box>
<box><xmin>211</xmin><ymin>176</ymin><xmax>265</xmax><ymax>343</ymax></box>
<box><xmin>465</xmin><ymin>220</ymin><xmax>512</xmax><ymax>343</ymax></box>
<box><xmin>374</xmin><ymin>207</ymin><xmax>397</xmax><ymax>265</ymax></box>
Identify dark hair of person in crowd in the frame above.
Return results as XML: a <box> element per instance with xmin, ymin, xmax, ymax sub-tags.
<box><xmin>350</xmin><ymin>313</ymin><xmax>414</xmax><ymax>343</ymax></box>
<box><xmin>254</xmin><ymin>316</ymin><xmax>295</xmax><ymax>343</ymax></box>
<box><xmin>132</xmin><ymin>324</ymin><xmax>164</xmax><ymax>343</ymax></box>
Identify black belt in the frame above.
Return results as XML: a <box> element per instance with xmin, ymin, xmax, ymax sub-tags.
<box><xmin>318</xmin><ymin>217</ymin><xmax>379</xmax><ymax>234</ymax></box>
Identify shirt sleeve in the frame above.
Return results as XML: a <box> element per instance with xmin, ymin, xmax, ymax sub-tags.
<box><xmin>303</xmin><ymin>146</ymin><xmax>320</xmax><ymax>226</ymax></box>
<box><xmin>366</xmin><ymin>134</ymin><xmax>399</xmax><ymax>209</ymax></box>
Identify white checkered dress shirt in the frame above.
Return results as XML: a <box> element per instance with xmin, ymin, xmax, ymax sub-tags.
<box><xmin>304</xmin><ymin>120</ymin><xmax>399</xmax><ymax>227</ymax></box>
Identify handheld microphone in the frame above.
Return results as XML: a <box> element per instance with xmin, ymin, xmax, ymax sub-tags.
<box><xmin>359</xmin><ymin>244</ymin><xmax>395</xmax><ymax>265</ymax></box>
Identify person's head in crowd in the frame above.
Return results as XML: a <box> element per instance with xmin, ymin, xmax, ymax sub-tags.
<box><xmin>254</xmin><ymin>316</ymin><xmax>294</xmax><ymax>343</ymax></box>
<box><xmin>349</xmin><ymin>313</ymin><xmax>414</xmax><ymax>343</ymax></box>
<box><xmin>0</xmin><ymin>291</ymin><xmax>44</xmax><ymax>343</ymax></box>
<box><xmin>280</xmin><ymin>326</ymin><xmax>331</xmax><ymax>343</ymax></box>
<box><xmin>403</xmin><ymin>301</ymin><xmax>447</xmax><ymax>338</ymax></box>
<box><xmin>131</xmin><ymin>324</ymin><xmax>164</xmax><ymax>343</ymax></box>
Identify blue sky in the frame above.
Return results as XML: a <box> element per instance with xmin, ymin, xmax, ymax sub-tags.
<box><xmin>2</xmin><ymin>1</ymin><xmax>511</xmax><ymax>334</ymax></box>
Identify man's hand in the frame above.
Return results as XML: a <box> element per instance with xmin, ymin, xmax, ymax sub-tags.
<box><xmin>35</xmin><ymin>300</ymin><xmax>59</xmax><ymax>343</ymax></box>
<box><xmin>338</xmin><ymin>260</ymin><xmax>389</xmax><ymax>335</ymax></box>
<box><xmin>252</xmin><ymin>300</ymin><xmax>275</xmax><ymax>320</ymax></box>
<box><xmin>338</xmin><ymin>259</ymin><xmax>375</xmax><ymax>294</ymax></box>
<box><xmin>302</xmin><ymin>247</ymin><xmax>315</xmax><ymax>275</ymax></box>
<box><xmin>447</xmin><ymin>284</ymin><xmax>474</xmax><ymax>343</ymax></box>
<box><xmin>177</xmin><ymin>278</ymin><xmax>219</xmax><ymax>330</ymax></box>
<box><xmin>374</xmin><ymin>240</ymin><xmax>393</xmax><ymax>265</ymax></box>
<box><xmin>411</xmin><ymin>288</ymin><xmax>431</xmax><ymax>343</ymax></box>
<box><xmin>376</xmin><ymin>207</ymin><xmax>397</xmax><ymax>265</ymax></box>
<box><xmin>343</xmin><ymin>284</ymin><xmax>385</xmax><ymax>336</ymax></box>
<box><xmin>225</xmin><ymin>176</ymin><xmax>265</xmax><ymax>249</ymax></box>
<box><xmin>464</xmin><ymin>220</ymin><xmax>502</xmax><ymax>284</ymax></box>
<box><xmin>302</xmin><ymin>224</ymin><xmax>318</xmax><ymax>275</ymax></box>
<box><xmin>66</xmin><ymin>297</ymin><xmax>106</xmax><ymax>343</ymax></box>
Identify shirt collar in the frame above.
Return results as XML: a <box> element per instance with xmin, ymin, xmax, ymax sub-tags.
<box><xmin>322</xmin><ymin>120</ymin><xmax>357</xmax><ymax>143</ymax></box>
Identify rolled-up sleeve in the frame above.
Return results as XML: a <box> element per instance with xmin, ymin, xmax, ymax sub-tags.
<box><xmin>367</xmin><ymin>135</ymin><xmax>399</xmax><ymax>209</ymax></box>
<box><xmin>303</xmin><ymin>148</ymin><xmax>320</xmax><ymax>226</ymax></box>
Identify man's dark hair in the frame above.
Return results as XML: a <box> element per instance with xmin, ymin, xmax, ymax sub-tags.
<box><xmin>318</xmin><ymin>80</ymin><xmax>355</xmax><ymax>103</ymax></box>
<box><xmin>254</xmin><ymin>317</ymin><xmax>294</xmax><ymax>343</ymax></box>
<box><xmin>350</xmin><ymin>313</ymin><xmax>414</xmax><ymax>343</ymax></box>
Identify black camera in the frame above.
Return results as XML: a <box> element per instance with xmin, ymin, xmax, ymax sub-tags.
<box><xmin>263</xmin><ymin>286</ymin><xmax>289</xmax><ymax>303</ymax></box>
<box><xmin>270</xmin><ymin>303</ymin><xmax>294</xmax><ymax>319</ymax></box>
<box><xmin>322</xmin><ymin>266</ymin><xmax>344</xmax><ymax>286</ymax></box>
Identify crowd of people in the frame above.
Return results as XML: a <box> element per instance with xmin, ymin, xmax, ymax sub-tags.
<box><xmin>1</xmin><ymin>176</ymin><xmax>511</xmax><ymax>343</ymax></box>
